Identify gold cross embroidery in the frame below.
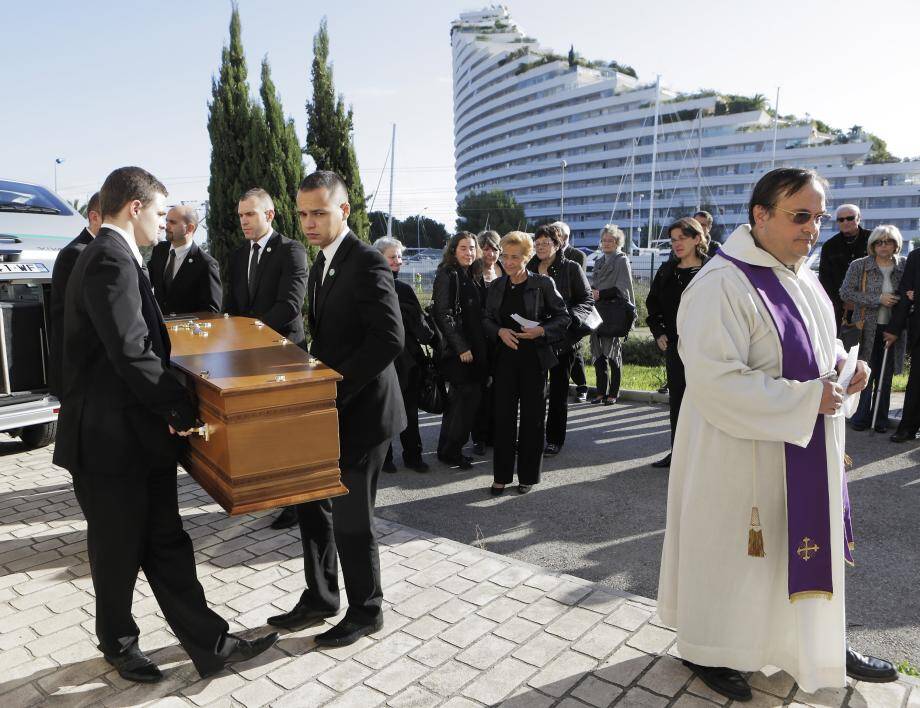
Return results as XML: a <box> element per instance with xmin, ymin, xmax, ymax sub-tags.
<box><xmin>797</xmin><ymin>537</ymin><xmax>819</xmax><ymax>561</ymax></box>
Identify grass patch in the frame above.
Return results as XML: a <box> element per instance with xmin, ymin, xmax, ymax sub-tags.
<box><xmin>897</xmin><ymin>659</ymin><xmax>919</xmax><ymax>677</ymax></box>
<box><xmin>583</xmin><ymin>363</ymin><xmax>666</xmax><ymax>392</ymax></box>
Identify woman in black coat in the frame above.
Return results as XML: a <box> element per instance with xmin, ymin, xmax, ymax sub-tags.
<box><xmin>645</xmin><ymin>217</ymin><xmax>709</xmax><ymax>469</ymax></box>
<box><xmin>527</xmin><ymin>224</ymin><xmax>593</xmax><ymax>456</ymax></box>
<box><xmin>432</xmin><ymin>232</ymin><xmax>489</xmax><ymax>469</ymax></box>
<box><xmin>482</xmin><ymin>231</ymin><xmax>570</xmax><ymax>494</ymax></box>
<box><xmin>374</xmin><ymin>237</ymin><xmax>435</xmax><ymax>473</ymax></box>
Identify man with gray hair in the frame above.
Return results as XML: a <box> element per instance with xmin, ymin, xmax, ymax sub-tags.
<box><xmin>818</xmin><ymin>203</ymin><xmax>870</xmax><ymax>330</ymax></box>
<box><xmin>550</xmin><ymin>221</ymin><xmax>589</xmax><ymax>400</ymax></box>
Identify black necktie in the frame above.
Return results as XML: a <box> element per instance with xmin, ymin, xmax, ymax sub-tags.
<box><xmin>311</xmin><ymin>252</ymin><xmax>326</xmax><ymax>316</ymax></box>
<box><xmin>248</xmin><ymin>243</ymin><xmax>261</xmax><ymax>299</ymax></box>
<box><xmin>163</xmin><ymin>249</ymin><xmax>176</xmax><ymax>292</ymax></box>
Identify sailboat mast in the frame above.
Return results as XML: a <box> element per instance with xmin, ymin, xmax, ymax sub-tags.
<box><xmin>696</xmin><ymin>109</ymin><xmax>703</xmax><ymax>212</ymax></box>
<box><xmin>387</xmin><ymin>123</ymin><xmax>396</xmax><ymax>237</ymax></box>
<box><xmin>771</xmin><ymin>87</ymin><xmax>780</xmax><ymax>169</ymax></box>
<box><xmin>647</xmin><ymin>75</ymin><xmax>661</xmax><ymax>247</ymax></box>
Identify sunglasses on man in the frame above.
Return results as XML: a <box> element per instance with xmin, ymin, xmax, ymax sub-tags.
<box><xmin>837</xmin><ymin>215</ymin><xmax>857</xmax><ymax>223</ymax></box>
<box><xmin>772</xmin><ymin>206</ymin><xmax>830</xmax><ymax>226</ymax></box>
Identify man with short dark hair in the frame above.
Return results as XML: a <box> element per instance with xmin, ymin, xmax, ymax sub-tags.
<box><xmin>53</xmin><ymin>166</ymin><xmax>277</xmax><ymax>684</ymax></box>
<box><xmin>149</xmin><ymin>205</ymin><xmax>222</xmax><ymax>315</ymax></box>
<box><xmin>49</xmin><ymin>191</ymin><xmax>101</xmax><ymax>398</ymax></box>
<box><xmin>818</xmin><ymin>204</ymin><xmax>871</xmax><ymax>331</ymax></box>
<box><xmin>267</xmin><ymin>170</ymin><xmax>405</xmax><ymax>647</ymax></box>
<box><xmin>693</xmin><ymin>210</ymin><xmax>720</xmax><ymax>254</ymax></box>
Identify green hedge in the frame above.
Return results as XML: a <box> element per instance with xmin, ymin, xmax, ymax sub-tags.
<box><xmin>623</xmin><ymin>335</ymin><xmax>664</xmax><ymax>366</ymax></box>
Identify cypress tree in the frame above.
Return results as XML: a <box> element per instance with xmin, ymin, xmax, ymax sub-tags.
<box><xmin>206</xmin><ymin>3</ymin><xmax>257</xmax><ymax>280</ymax></box>
<box><xmin>257</xmin><ymin>57</ymin><xmax>305</xmax><ymax>244</ymax></box>
<box><xmin>305</xmin><ymin>19</ymin><xmax>370</xmax><ymax>241</ymax></box>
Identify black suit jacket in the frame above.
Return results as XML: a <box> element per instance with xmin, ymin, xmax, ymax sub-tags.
<box><xmin>53</xmin><ymin>228</ymin><xmax>197</xmax><ymax>476</ymax></box>
<box><xmin>49</xmin><ymin>228</ymin><xmax>93</xmax><ymax>398</ymax></box>
<box><xmin>309</xmin><ymin>232</ymin><xmax>406</xmax><ymax>449</ymax></box>
<box><xmin>149</xmin><ymin>240</ymin><xmax>222</xmax><ymax>316</ymax></box>
<box><xmin>563</xmin><ymin>245</ymin><xmax>586</xmax><ymax>269</ymax></box>
<box><xmin>887</xmin><ymin>247</ymin><xmax>920</xmax><ymax>350</ymax></box>
<box><xmin>225</xmin><ymin>231</ymin><xmax>307</xmax><ymax>346</ymax></box>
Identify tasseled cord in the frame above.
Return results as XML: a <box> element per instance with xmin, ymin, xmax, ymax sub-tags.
<box><xmin>748</xmin><ymin>441</ymin><xmax>766</xmax><ymax>557</ymax></box>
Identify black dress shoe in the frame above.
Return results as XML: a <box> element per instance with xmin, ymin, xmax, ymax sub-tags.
<box><xmin>199</xmin><ymin>632</ymin><xmax>279</xmax><ymax>678</ymax></box>
<box><xmin>315</xmin><ymin>616</ymin><xmax>383</xmax><ymax>647</ymax></box>
<box><xmin>846</xmin><ymin>646</ymin><xmax>898</xmax><ymax>682</ymax></box>
<box><xmin>489</xmin><ymin>484</ymin><xmax>505</xmax><ymax>496</ymax></box>
<box><xmin>267</xmin><ymin>603</ymin><xmax>338</xmax><ymax>630</ymax></box>
<box><xmin>850</xmin><ymin>421</ymin><xmax>869</xmax><ymax>432</ymax></box>
<box><xmin>682</xmin><ymin>660</ymin><xmax>752</xmax><ymax>702</ymax></box>
<box><xmin>517</xmin><ymin>484</ymin><xmax>532</xmax><ymax>494</ymax></box>
<box><xmin>472</xmin><ymin>442</ymin><xmax>486</xmax><ymax>455</ymax></box>
<box><xmin>543</xmin><ymin>443</ymin><xmax>561</xmax><ymax>456</ymax></box>
<box><xmin>873</xmin><ymin>425</ymin><xmax>888</xmax><ymax>434</ymax></box>
<box><xmin>270</xmin><ymin>506</ymin><xmax>298</xmax><ymax>530</ymax></box>
<box><xmin>651</xmin><ymin>454</ymin><xmax>671</xmax><ymax>468</ymax></box>
<box><xmin>406</xmin><ymin>459</ymin><xmax>430</xmax><ymax>473</ymax></box>
<box><xmin>440</xmin><ymin>454</ymin><xmax>473</xmax><ymax>469</ymax></box>
<box><xmin>890</xmin><ymin>429</ymin><xmax>918</xmax><ymax>443</ymax></box>
<box><xmin>104</xmin><ymin>644</ymin><xmax>163</xmax><ymax>684</ymax></box>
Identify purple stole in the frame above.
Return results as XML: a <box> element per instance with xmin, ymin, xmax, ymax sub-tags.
<box><xmin>718</xmin><ymin>251</ymin><xmax>854</xmax><ymax>601</ymax></box>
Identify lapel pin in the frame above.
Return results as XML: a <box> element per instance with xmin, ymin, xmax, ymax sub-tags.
<box><xmin>329</xmin><ymin>268</ymin><xmax>336</xmax><ymax>278</ymax></box>
<box><xmin>188</xmin><ymin>258</ymin><xmax>194</xmax><ymax>264</ymax></box>
<box><xmin>266</xmin><ymin>247</ymin><xmax>272</xmax><ymax>253</ymax></box>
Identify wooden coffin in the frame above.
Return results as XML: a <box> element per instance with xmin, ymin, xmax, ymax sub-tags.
<box><xmin>168</xmin><ymin>314</ymin><xmax>347</xmax><ymax>515</ymax></box>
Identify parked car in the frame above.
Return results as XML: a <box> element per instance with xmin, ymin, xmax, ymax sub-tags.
<box><xmin>0</xmin><ymin>178</ymin><xmax>83</xmax><ymax>448</ymax></box>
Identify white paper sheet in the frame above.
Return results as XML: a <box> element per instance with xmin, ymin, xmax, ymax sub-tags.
<box><xmin>511</xmin><ymin>313</ymin><xmax>540</xmax><ymax>329</ymax></box>
<box><xmin>837</xmin><ymin>345</ymin><xmax>860</xmax><ymax>418</ymax></box>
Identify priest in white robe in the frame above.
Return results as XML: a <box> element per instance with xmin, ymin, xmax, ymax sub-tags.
<box><xmin>657</xmin><ymin>168</ymin><xmax>897</xmax><ymax>701</ymax></box>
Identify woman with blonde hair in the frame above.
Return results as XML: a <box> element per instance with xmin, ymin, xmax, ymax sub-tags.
<box><xmin>839</xmin><ymin>224</ymin><xmax>907</xmax><ymax>432</ymax></box>
<box><xmin>482</xmin><ymin>231</ymin><xmax>569</xmax><ymax>494</ymax></box>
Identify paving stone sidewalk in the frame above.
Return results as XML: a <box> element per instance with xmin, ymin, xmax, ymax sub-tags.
<box><xmin>0</xmin><ymin>445</ymin><xmax>916</xmax><ymax>707</ymax></box>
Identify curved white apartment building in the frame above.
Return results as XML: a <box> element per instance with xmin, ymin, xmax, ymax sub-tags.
<box><xmin>452</xmin><ymin>6</ymin><xmax>920</xmax><ymax>247</ymax></box>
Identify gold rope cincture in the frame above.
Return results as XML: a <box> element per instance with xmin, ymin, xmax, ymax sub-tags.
<box><xmin>747</xmin><ymin>440</ymin><xmax>765</xmax><ymax>557</ymax></box>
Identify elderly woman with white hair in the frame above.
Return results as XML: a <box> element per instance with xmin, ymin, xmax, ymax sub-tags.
<box><xmin>589</xmin><ymin>224</ymin><xmax>634</xmax><ymax>404</ymax></box>
<box><xmin>373</xmin><ymin>237</ymin><xmax>435</xmax><ymax>471</ymax></box>
<box><xmin>839</xmin><ymin>225</ymin><xmax>907</xmax><ymax>432</ymax></box>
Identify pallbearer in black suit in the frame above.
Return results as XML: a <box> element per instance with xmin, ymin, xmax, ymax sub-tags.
<box><xmin>49</xmin><ymin>190</ymin><xmax>101</xmax><ymax>398</ymax></box>
<box><xmin>149</xmin><ymin>205</ymin><xmax>222</xmax><ymax>315</ymax></box>
<box><xmin>267</xmin><ymin>171</ymin><xmax>406</xmax><ymax>647</ymax></box>
<box><xmin>225</xmin><ymin>188</ymin><xmax>307</xmax><ymax>345</ymax></box>
<box><xmin>225</xmin><ymin>188</ymin><xmax>308</xmax><ymax>530</ymax></box>
<box><xmin>52</xmin><ymin>167</ymin><xmax>277</xmax><ymax>684</ymax></box>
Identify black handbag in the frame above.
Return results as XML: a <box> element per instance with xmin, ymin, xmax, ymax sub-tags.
<box><xmin>417</xmin><ymin>347</ymin><xmax>447</xmax><ymax>414</ymax></box>
<box><xmin>839</xmin><ymin>268</ymin><xmax>867</xmax><ymax>350</ymax></box>
<box><xmin>595</xmin><ymin>296</ymin><xmax>636</xmax><ymax>338</ymax></box>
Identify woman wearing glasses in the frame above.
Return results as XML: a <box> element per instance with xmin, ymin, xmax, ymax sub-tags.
<box><xmin>839</xmin><ymin>225</ymin><xmax>907</xmax><ymax>432</ymax></box>
<box><xmin>645</xmin><ymin>217</ymin><xmax>710</xmax><ymax>468</ymax></box>
<box><xmin>482</xmin><ymin>232</ymin><xmax>569</xmax><ymax>494</ymax></box>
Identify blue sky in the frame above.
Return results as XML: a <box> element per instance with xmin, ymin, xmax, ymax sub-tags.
<box><xmin>3</xmin><ymin>0</ymin><xmax>918</xmax><ymax>230</ymax></box>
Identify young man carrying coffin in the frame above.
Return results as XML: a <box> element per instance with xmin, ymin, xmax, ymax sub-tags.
<box><xmin>54</xmin><ymin>166</ymin><xmax>277</xmax><ymax>683</ymax></box>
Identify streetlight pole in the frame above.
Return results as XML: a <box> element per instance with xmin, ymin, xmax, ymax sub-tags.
<box><xmin>560</xmin><ymin>160</ymin><xmax>567</xmax><ymax>221</ymax></box>
<box><xmin>54</xmin><ymin>157</ymin><xmax>65</xmax><ymax>192</ymax></box>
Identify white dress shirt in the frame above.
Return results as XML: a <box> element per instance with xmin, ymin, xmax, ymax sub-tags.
<box><xmin>100</xmin><ymin>222</ymin><xmax>143</xmax><ymax>266</ymax></box>
<box><xmin>319</xmin><ymin>225</ymin><xmax>350</xmax><ymax>284</ymax></box>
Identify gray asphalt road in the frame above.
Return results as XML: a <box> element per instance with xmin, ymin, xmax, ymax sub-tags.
<box><xmin>376</xmin><ymin>399</ymin><xmax>920</xmax><ymax>667</ymax></box>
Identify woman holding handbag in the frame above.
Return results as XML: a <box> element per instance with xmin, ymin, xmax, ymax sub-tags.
<box><xmin>528</xmin><ymin>223</ymin><xmax>594</xmax><ymax>456</ymax></box>
<box><xmin>839</xmin><ymin>225</ymin><xmax>907</xmax><ymax>432</ymax></box>
<box><xmin>432</xmin><ymin>232</ymin><xmax>488</xmax><ymax>468</ymax></box>
<box><xmin>645</xmin><ymin>218</ymin><xmax>709</xmax><ymax>468</ymax></box>
<box><xmin>590</xmin><ymin>224</ymin><xmax>635</xmax><ymax>405</ymax></box>
<box><xmin>482</xmin><ymin>232</ymin><xmax>570</xmax><ymax>494</ymax></box>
